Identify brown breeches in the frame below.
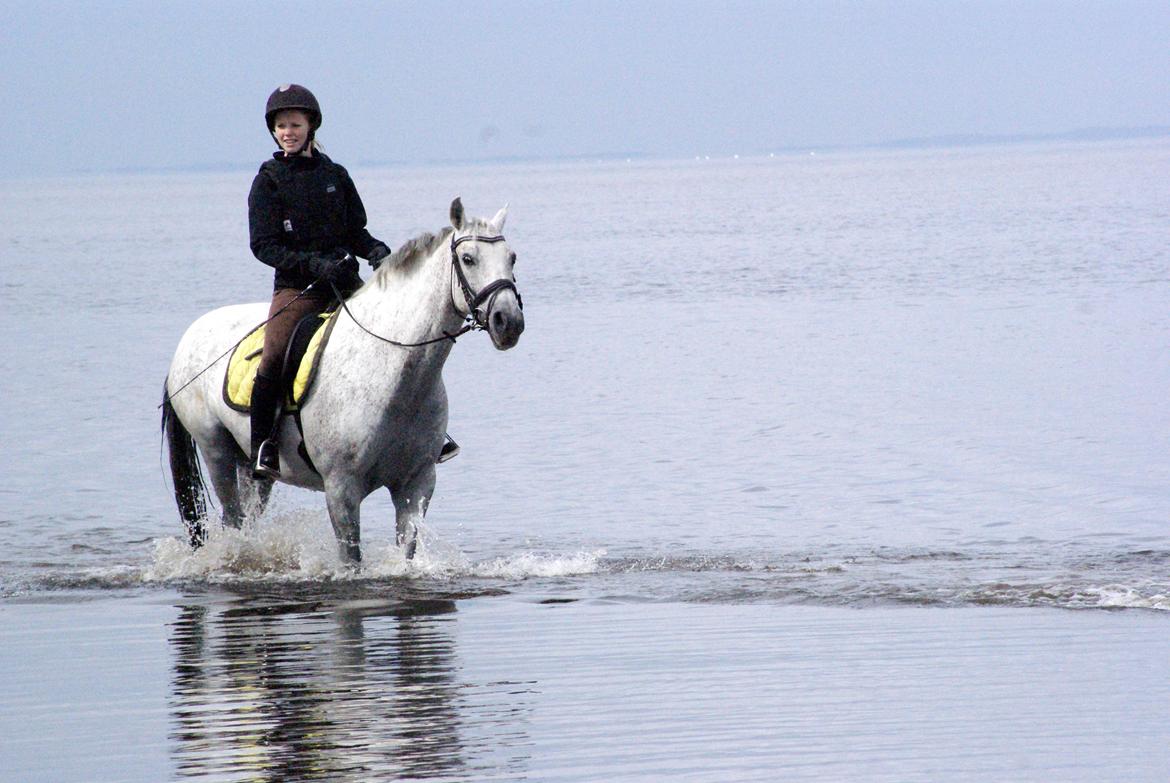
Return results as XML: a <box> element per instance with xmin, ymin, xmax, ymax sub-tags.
<box><xmin>257</xmin><ymin>287</ymin><xmax>335</xmax><ymax>380</ymax></box>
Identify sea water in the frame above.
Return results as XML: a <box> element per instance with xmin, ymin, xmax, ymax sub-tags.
<box><xmin>1</xmin><ymin>139</ymin><xmax>1168</xmax><ymax>781</ymax></box>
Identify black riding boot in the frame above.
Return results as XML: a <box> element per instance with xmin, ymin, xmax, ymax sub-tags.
<box><xmin>250</xmin><ymin>372</ymin><xmax>281</xmax><ymax>480</ymax></box>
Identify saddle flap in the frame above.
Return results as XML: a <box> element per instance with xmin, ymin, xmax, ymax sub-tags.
<box><xmin>223</xmin><ymin>311</ymin><xmax>337</xmax><ymax>412</ymax></box>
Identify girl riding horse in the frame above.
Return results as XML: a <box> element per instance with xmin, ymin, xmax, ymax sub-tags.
<box><xmin>247</xmin><ymin>83</ymin><xmax>391</xmax><ymax>479</ymax></box>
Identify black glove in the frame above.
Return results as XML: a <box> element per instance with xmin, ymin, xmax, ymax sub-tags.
<box><xmin>306</xmin><ymin>251</ymin><xmax>358</xmax><ymax>283</ymax></box>
<box><xmin>333</xmin><ymin>252</ymin><xmax>360</xmax><ymax>282</ymax></box>
<box><xmin>367</xmin><ymin>243</ymin><xmax>391</xmax><ymax>270</ymax></box>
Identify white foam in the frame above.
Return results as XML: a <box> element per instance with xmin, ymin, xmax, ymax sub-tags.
<box><xmin>1084</xmin><ymin>585</ymin><xmax>1170</xmax><ymax>611</ymax></box>
<box><xmin>143</xmin><ymin>511</ymin><xmax>605</xmax><ymax>584</ymax></box>
<box><xmin>144</xmin><ymin>510</ymin><xmax>346</xmax><ymax>582</ymax></box>
<box><xmin>469</xmin><ymin>549</ymin><xmax>605</xmax><ymax>579</ymax></box>
<box><xmin>358</xmin><ymin>525</ymin><xmax>473</xmax><ymax>579</ymax></box>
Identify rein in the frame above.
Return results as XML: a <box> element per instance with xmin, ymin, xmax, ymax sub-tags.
<box><xmin>327</xmin><ymin>278</ymin><xmax>471</xmax><ymax>348</ymax></box>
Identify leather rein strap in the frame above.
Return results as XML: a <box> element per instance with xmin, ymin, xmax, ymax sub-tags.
<box><xmin>330</xmin><ymin>278</ymin><xmax>471</xmax><ymax>348</ymax></box>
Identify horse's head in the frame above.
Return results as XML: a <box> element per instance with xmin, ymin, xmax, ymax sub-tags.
<box><xmin>448</xmin><ymin>197</ymin><xmax>525</xmax><ymax>350</ymax></box>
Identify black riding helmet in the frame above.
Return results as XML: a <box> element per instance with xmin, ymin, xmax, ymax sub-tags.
<box><xmin>265</xmin><ymin>84</ymin><xmax>322</xmax><ymax>141</ymax></box>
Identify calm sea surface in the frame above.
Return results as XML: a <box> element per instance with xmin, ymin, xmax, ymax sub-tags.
<box><xmin>2</xmin><ymin>139</ymin><xmax>1169</xmax><ymax>781</ymax></box>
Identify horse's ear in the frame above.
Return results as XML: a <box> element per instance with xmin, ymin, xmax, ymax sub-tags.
<box><xmin>490</xmin><ymin>204</ymin><xmax>508</xmax><ymax>232</ymax></box>
<box><xmin>450</xmin><ymin>197</ymin><xmax>464</xmax><ymax>230</ymax></box>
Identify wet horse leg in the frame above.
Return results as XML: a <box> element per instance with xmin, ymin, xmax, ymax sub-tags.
<box><xmin>391</xmin><ymin>463</ymin><xmax>436</xmax><ymax>560</ymax></box>
<box><xmin>325</xmin><ymin>478</ymin><xmax>363</xmax><ymax>565</ymax></box>
<box><xmin>236</xmin><ymin>463</ymin><xmax>274</xmax><ymax>519</ymax></box>
<box><xmin>202</xmin><ymin>433</ymin><xmax>247</xmax><ymax>529</ymax></box>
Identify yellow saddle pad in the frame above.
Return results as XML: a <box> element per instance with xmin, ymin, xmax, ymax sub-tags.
<box><xmin>223</xmin><ymin>311</ymin><xmax>338</xmax><ymax>412</ymax></box>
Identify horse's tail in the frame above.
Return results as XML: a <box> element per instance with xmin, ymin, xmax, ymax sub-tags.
<box><xmin>161</xmin><ymin>380</ymin><xmax>208</xmax><ymax>548</ymax></box>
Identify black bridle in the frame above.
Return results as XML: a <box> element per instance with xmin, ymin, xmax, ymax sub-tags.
<box><xmin>325</xmin><ymin>231</ymin><xmax>522</xmax><ymax>349</ymax></box>
<box><xmin>450</xmin><ymin>233</ymin><xmax>523</xmax><ymax>328</ymax></box>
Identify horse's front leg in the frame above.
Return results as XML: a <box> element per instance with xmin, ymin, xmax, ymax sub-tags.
<box><xmin>391</xmin><ymin>462</ymin><xmax>437</xmax><ymax>560</ymax></box>
<box><xmin>324</xmin><ymin>478</ymin><xmax>364</xmax><ymax>565</ymax></box>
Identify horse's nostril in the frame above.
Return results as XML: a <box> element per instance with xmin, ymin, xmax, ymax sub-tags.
<box><xmin>491</xmin><ymin>311</ymin><xmax>505</xmax><ymax>332</ymax></box>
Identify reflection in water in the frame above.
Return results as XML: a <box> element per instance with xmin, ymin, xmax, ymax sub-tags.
<box><xmin>169</xmin><ymin>588</ymin><xmax>521</xmax><ymax>781</ymax></box>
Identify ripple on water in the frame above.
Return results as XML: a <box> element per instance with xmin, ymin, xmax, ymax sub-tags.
<box><xmin>3</xmin><ymin>509</ymin><xmax>1168</xmax><ymax>612</ymax></box>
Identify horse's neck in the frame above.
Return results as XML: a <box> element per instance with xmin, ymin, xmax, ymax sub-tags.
<box><xmin>333</xmin><ymin>246</ymin><xmax>462</xmax><ymax>376</ymax></box>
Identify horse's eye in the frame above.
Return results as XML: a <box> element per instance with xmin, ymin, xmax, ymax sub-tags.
<box><xmin>461</xmin><ymin>253</ymin><xmax>475</xmax><ymax>266</ymax></box>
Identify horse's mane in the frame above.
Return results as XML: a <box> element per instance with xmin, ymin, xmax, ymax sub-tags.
<box><xmin>362</xmin><ymin>217</ymin><xmax>499</xmax><ymax>292</ymax></box>
<box><xmin>362</xmin><ymin>226</ymin><xmax>453</xmax><ymax>291</ymax></box>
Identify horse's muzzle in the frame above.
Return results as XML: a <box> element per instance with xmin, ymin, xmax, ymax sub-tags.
<box><xmin>487</xmin><ymin>292</ymin><xmax>524</xmax><ymax>350</ymax></box>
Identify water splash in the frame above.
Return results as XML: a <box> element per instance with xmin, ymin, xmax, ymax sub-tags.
<box><xmin>142</xmin><ymin>510</ymin><xmax>604</xmax><ymax>585</ymax></box>
<box><xmin>470</xmin><ymin>549</ymin><xmax>604</xmax><ymax>579</ymax></box>
<box><xmin>145</xmin><ymin>510</ymin><xmax>348</xmax><ymax>582</ymax></box>
<box><xmin>1075</xmin><ymin>585</ymin><xmax>1170</xmax><ymax>611</ymax></box>
<box><xmin>7</xmin><ymin>516</ymin><xmax>1167</xmax><ymax>612</ymax></box>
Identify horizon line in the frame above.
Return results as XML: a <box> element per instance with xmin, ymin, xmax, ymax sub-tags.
<box><xmin>10</xmin><ymin>124</ymin><xmax>1170</xmax><ymax>181</ymax></box>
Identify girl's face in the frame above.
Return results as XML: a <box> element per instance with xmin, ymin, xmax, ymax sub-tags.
<box><xmin>272</xmin><ymin>109</ymin><xmax>312</xmax><ymax>155</ymax></box>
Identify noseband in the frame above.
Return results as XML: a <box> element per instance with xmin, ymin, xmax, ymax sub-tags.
<box><xmin>450</xmin><ymin>233</ymin><xmax>523</xmax><ymax>328</ymax></box>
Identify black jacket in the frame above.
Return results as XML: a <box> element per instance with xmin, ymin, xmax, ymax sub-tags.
<box><xmin>248</xmin><ymin>151</ymin><xmax>387</xmax><ymax>291</ymax></box>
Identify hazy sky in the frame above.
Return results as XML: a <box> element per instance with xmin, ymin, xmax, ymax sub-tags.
<box><xmin>5</xmin><ymin>0</ymin><xmax>1169</xmax><ymax>177</ymax></box>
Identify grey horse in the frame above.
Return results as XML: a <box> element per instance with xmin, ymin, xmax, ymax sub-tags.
<box><xmin>162</xmin><ymin>198</ymin><xmax>524</xmax><ymax>563</ymax></box>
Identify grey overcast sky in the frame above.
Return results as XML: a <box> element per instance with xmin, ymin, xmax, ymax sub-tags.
<box><xmin>5</xmin><ymin>0</ymin><xmax>1169</xmax><ymax>177</ymax></box>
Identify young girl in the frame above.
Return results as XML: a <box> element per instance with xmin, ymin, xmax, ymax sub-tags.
<box><xmin>247</xmin><ymin>83</ymin><xmax>390</xmax><ymax>479</ymax></box>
